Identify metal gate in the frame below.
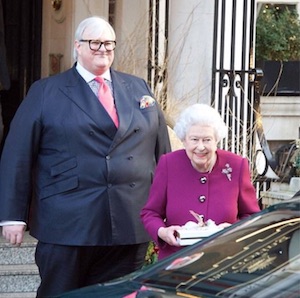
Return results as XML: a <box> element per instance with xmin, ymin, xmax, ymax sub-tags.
<box><xmin>148</xmin><ymin>0</ymin><xmax>277</xmax><ymax>190</ymax></box>
<box><xmin>210</xmin><ymin>0</ymin><xmax>277</xmax><ymax>188</ymax></box>
<box><xmin>211</xmin><ymin>0</ymin><xmax>257</xmax><ymax>157</ymax></box>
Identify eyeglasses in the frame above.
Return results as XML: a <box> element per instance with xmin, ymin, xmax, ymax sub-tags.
<box><xmin>80</xmin><ymin>40</ymin><xmax>116</xmax><ymax>51</ymax></box>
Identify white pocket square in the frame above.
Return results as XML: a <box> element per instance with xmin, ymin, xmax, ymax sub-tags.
<box><xmin>139</xmin><ymin>95</ymin><xmax>156</xmax><ymax>109</ymax></box>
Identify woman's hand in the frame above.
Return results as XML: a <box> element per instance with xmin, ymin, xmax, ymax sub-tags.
<box><xmin>158</xmin><ymin>226</ymin><xmax>182</xmax><ymax>247</ymax></box>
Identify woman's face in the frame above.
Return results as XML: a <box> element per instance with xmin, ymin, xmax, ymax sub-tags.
<box><xmin>183</xmin><ymin>124</ymin><xmax>218</xmax><ymax>172</ymax></box>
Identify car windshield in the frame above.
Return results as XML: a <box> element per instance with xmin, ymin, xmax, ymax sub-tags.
<box><xmin>135</xmin><ymin>202</ymin><xmax>300</xmax><ymax>297</ymax></box>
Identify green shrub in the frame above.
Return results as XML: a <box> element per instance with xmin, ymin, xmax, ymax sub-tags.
<box><xmin>256</xmin><ymin>6</ymin><xmax>300</xmax><ymax>61</ymax></box>
<box><xmin>144</xmin><ymin>241</ymin><xmax>159</xmax><ymax>267</ymax></box>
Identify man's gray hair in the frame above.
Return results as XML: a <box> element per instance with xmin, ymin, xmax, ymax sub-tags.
<box><xmin>174</xmin><ymin>103</ymin><xmax>228</xmax><ymax>142</ymax></box>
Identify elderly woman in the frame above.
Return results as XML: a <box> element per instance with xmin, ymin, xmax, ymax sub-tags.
<box><xmin>141</xmin><ymin>103</ymin><xmax>260</xmax><ymax>259</ymax></box>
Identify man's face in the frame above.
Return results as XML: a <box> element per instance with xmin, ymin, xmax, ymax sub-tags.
<box><xmin>75</xmin><ymin>25</ymin><xmax>115</xmax><ymax>75</ymax></box>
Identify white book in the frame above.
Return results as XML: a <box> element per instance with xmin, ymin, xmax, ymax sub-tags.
<box><xmin>176</xmin><ymin>237</ymin><xmax>203</xmax><ymax>246</ymax></box>
<box><xmin>175</xmin><ymin>225</ymin><xmax>223</xmax><ymax>246</ymax></box>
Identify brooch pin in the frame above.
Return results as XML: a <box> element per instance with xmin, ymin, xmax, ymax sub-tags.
<box><xmin>139</xmin><ymin>95</ymin><xmax>156</xmax><ymax>109</ymax></box>
<box><xmin>222</xmin><ymin>163</ymin><xmax>232</xmax><ymax>181</ymax></box>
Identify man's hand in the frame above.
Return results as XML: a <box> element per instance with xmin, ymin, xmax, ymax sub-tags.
<box><xmin>2</xmin><ymin>225</ymin><xmax>26</xmax><ymax>246</ymax></box>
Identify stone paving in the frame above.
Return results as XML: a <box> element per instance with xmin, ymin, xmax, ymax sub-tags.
<box><xmin>0</xmin><ymin>231</ymin><xmax>39</xmax><ymax>298</ymax></box>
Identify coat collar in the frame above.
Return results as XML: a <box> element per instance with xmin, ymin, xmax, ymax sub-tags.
<box><xmin>60</xmin><ymin>66</ymin><xmax>134</xmax><ymax>143</ymax></box>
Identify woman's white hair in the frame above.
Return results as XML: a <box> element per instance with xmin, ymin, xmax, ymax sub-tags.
<box><xmin>73</xmin><ymin>16</ymin><xmax>116</xmax><ymax>61</ymax></box>
<box><xmin>173</xmin><ymin>103</ymin><xmax>228</xmax><ymax>142</ymax></box>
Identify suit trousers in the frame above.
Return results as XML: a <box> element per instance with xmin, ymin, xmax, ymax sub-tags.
<box><xmin>35</xmin><ymin>241</ymin><xmax>149</xmax><ymax>297</ymax></box>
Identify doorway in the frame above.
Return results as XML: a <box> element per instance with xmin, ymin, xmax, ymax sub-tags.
<box><xmin>0</xmin><ymin>0</ymin><xmax>42</xmax><ymax>149</ymax></box>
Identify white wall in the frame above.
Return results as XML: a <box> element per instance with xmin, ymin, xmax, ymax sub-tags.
<box><xmin>112</xmin><ymin>0</ymin><xmax>149</xmax><ymax>79</ymax></box>
<box><xmin>41</xmin><ymin>0</ymin><xmax>109</xmax><ymax>78</ymax></box>
<box><xmin>261</xmin><ymin>96</ymin><xmax>300</xmax><ymax>140</ymax></box>
<box><xmin>167</xmin><ymin>1</ymin><xmax>214</xmax><ymax>108</ymax></box>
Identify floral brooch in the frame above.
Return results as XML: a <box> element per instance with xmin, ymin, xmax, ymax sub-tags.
<box><xmin>222</xmin><ymin>163</ymin><xmax>232</xmax><ymax>181</ymax></box>
<box><xmin>139</xmin><ymin>95</ymin><xmax>156</xmax><ymax>109</ymax></box>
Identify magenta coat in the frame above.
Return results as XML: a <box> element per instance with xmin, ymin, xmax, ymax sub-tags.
<box><xmin>141</xmin><ymin>149</ymin><xmax>260</xmax><ymax>259</ymax></box>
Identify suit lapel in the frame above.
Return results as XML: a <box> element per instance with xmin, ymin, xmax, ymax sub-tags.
<box><xmin>60</xmin><ymin>67</ymin><xmax>117</xmax><ymax>139</ymax></box>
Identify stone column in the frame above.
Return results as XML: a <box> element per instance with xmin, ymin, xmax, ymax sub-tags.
<box><xmin>167</xmin><ymin>0</ymin><xmax>215</xmax><ymax>109</ymax></box>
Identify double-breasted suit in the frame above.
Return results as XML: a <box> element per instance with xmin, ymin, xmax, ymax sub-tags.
<box><xmin>0</xmin><ymin>65</ymin><xmax>171</xmax><ymax>246</ymax></box>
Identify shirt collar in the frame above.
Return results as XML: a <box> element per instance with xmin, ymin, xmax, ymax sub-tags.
<box><xmin>76</xmin><ymin>62</ymin><xmax>112</xmax><ymax>83</ymax></box>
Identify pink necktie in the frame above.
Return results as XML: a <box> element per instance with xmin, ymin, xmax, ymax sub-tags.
<box><xmin>95</xmin><ymin>77</ymin><xmax>119</xmax><ymax>127</ymax></box>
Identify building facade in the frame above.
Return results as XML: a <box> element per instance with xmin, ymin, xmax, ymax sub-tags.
<box><xmin>1</xmin><ymin>0</ymin><xmax>299</xmax><ymax>181</ymax></box>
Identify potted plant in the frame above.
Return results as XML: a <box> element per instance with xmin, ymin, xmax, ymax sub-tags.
<box><xmin>255</xmin><ymin>5</ymin><xmax>300</xmax><ymax>95</ymax></box>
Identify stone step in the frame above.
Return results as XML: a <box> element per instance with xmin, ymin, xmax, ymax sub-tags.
<box><xmin>0</xmin><ymin>245</ymin><xmax>36</xmax><ymax>266</ymax></box>
<box><xmin>0</xmin><ymin>231</ymin><xmax>39</xmax><ymax>296</ymax></box>
<box><xmin>0</xmin><ymin>290</ymin><xmax>39</xmax><ymax>297</ymax></box>
<box><xmin>0</xmin><ymin>268</ymin><xmax>40</xmax><ymax>293</ymax></box>
<box><xmin>0</xmin><ymin>264</ymin><xmax>39</xmax><ymax>275</ymax></box>
<box><xmin>0</xmin><ymin>231</ymin><xmax>37</xmax><ymax>265</ymax></box>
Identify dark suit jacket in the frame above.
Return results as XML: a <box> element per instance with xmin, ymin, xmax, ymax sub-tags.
<box><xmin>0</xmin><ymin>65</ymin><xmax>171</xmax><ymax>245</ymax></box>
<box><xmin>141</xmin><ymin>149</ymin><xmax>261</xmax><ymax>259</ymax></box>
